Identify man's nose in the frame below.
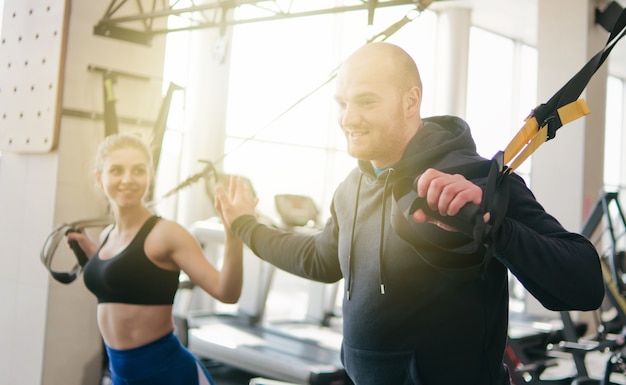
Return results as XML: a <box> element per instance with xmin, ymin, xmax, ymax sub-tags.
<box><xmin>341</xmin><ymin>104</ymin><xmax>361</xmax><ymax>127</ymax></box>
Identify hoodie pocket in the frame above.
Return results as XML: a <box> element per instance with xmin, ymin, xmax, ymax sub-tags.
<box><xmin>342</xmin><ymin>342</ymin><xmax>421</xmax><ymax>385</ymax></box>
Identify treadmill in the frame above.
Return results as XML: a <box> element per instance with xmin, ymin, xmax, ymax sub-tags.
<box><xmin>175</xmin><ymin>194</ymin><xmax>348</xmax><ymax>385</ymax></box>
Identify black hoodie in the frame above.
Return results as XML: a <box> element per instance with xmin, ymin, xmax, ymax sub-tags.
<box><xmin>232</xmin><ymin>116</ymin><xmax>604</xmax><ymax>385</ymax></box>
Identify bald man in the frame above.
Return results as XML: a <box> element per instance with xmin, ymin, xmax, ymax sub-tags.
<box><xmin>216</xmin><ymin>42</ymin><xmax>604</xmax><ymax>385</ymax></box>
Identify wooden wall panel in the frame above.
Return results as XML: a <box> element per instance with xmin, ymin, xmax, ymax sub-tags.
<box><xmin>0</xmin><ymin>0</ymin><xmax>69</xmax><ymax>153</ymax></box>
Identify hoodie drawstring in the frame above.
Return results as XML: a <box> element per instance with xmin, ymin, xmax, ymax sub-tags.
<box><xmin>346</xmin><ymin>174</ymin><xmax>363</xmax><ymax>301</ymax></box>
<box><xmin>346</xmin><ymin>169</ymin><xmax>394</xmax><ymax>300</ymax></box>
<box><xmin>379</xmin><ymin>168</ymin><xmax>394</xmax><ymax>295</ymax></box>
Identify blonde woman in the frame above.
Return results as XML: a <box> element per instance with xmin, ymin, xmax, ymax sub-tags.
<box><xmin>67</xmin><ymin>133</ymin><xmax>244</xmax><ymax>385</ymax></box>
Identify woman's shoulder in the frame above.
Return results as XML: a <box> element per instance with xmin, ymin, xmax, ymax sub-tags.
<box><xmin>149</xmin><ymin>217</ymin><xmax>194</xmax><ymax>243</ymax></box>
<box><xmin>145</xmin><ymin>217</ymin><xmax>197</xmax><ymax>259</ymax></box>
<box><xmin>151</xmin><ymin>216</ymin><xmax>185</xmax><ymax>233</ymax></box>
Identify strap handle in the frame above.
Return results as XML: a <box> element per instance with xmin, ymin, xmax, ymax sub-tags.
<box><xmin>40</xmin><ymin>218</ymin><xmax>111</xmax><ymax>284</ymax></box>
<box><xmin>390</xmin><ymin>154</ymin><xmax>510</xmax><ymax>279</ymax></box>
<box><xmin>391</xmin><ymin>153</ymin><xmax>508</xmax><ymax>255</ymax></box>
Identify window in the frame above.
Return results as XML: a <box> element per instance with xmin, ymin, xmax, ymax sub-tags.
<box><xmin>466</xmin><ymin>27</ymin><xmax>538</xmax><ymax>313</ymax></box>
<box><xmin>222</xmin><ymin>6</ymin><xmax>438</xmax><ymax>224</ymax></box>
<box><xmin>467</xmin><ymin>27</ymin><xmax>537</xmax><ymax>183</ymax></box>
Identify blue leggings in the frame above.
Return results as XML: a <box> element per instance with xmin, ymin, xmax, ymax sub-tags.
<box><xmin>105</xmin><ymin>331</ymin><xmax>215</xmax><ymax>385</ymax></box>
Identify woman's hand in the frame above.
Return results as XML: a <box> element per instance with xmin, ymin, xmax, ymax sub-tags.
<box><xmin>214</xmin><ymin>176</ymin><xmax>259</xmax><ymax>230</ymax></box>
<box><xmin>65</xmin><ymin>229</ymin><xmax>98</xmax><ymax>260</ymax></box>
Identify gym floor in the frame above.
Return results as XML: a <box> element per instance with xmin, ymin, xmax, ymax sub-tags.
<box><xmin>207</xmin><ymin>361</ymin><xmax>258</xmax><ymax>385</ymax></box>
<box><xmin>522</xmin><ymin>350</ymin><xmax>626</xmax><ymax>384</ymax></box>
<box><xmin>204</xmin><ymin>352</ymin><xmax>626</xmax><ymax>385</ymax></box>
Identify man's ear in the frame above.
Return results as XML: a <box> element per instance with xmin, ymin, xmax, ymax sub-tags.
<box><xmin>405</xmin><ymin>86</ymin><xmax>422</xmax><ymax>117</ymax></box>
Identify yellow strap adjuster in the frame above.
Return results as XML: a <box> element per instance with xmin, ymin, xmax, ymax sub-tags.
<box><xmin>503</xmin><ymin>99</ymin><xmax>590</xmax><ymax>174</ymax></box>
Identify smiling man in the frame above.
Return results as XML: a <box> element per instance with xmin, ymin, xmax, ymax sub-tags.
<box><xmin>215</xmin><ymin>42</ymin><xmax>604</xmax><ymax>385</ymax></box>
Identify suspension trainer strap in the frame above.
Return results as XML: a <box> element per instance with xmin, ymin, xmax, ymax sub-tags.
<box><xmin>506</xmin><ymin>6</ymin><xmax>626</xmax><ymax>172</ymax></box>
<box><xmin>505</xmin><ymin>99</ymin><xmax>590</xmax><ymax>173</ymax></box>
<box><xmin>391</xmin><ymin>7</ymin><xmax>626</xmax><ymax>263</ymax></box>
<box><xmin>40</xmin><ymin>218</ymin><xmax>112</xmax><ymax>284</ymax></box>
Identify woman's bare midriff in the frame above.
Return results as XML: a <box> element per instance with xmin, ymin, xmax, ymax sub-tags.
<box><xmin>97</xmin><ymin>303</ymin><xmax>174</xmax><ymax>350</ymax></box>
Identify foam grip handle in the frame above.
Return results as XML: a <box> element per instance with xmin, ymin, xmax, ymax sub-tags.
<box><xmin>66</xmin><ymin>229</ymin><xmax>89</xmax><ymax>267</ymax></box>
<box><xmin>414</xmin><ymin>199</ymin><xmax>481</xmax><ymax>238</ymax></box>
<box><xmin>51</xmin><ymin>271</ymin><xmax>78</xmax><ymax>284</ymax></box>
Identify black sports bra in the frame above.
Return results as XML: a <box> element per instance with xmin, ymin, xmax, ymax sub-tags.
<box><xmin>83</xmin><ymin>216</ymin><xmax>180</xmax><ymax>305</ymax></box>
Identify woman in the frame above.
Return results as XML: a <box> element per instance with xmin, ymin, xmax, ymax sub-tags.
<box><xmin>67</xmin><ymin>133</ymin><xmax>245</xmax><ymax>385</ymax></box>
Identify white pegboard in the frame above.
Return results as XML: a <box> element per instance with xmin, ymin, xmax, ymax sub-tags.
<box><xmin>0</xmin><ymin>0</ymin><xmax>69</xmax><ymax>153</ymax></box>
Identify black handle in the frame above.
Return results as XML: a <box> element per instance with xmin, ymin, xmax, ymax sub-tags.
<box><xmin>51</xmin><ymin>271</ymin><xmax>78</xmax><ymax>284</ymax></box>
<box><xmin>412</xmin><ymin>198</ymin><xmax>481</xmax><ymax>238</ymax></box>
<box><xmin>66</xmin><ymin>229</ymin><xmax>89</xmax><ymax>267</ymax></box>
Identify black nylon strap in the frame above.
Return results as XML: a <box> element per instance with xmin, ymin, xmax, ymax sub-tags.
<box><xmin>390</xmin><ymin>8</ymin><xmax>626</xmax><ymax>268</ymax></box>
<box><xmin>533</xmin><ymin>6</ymin><xmax>626</xmax><ymax>136</ymax></box>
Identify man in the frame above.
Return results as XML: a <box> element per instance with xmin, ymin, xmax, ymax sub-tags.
<box><xmin>215</xmin><ymin>42</ymin><xmax>604</xmax><ymax>385</ymax></box>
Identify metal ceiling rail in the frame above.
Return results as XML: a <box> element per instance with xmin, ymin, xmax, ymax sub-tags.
<box><xmin>93</xmin><ymin>0</ymin><xmax>431</xmax><ymax>45</ymax></box>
